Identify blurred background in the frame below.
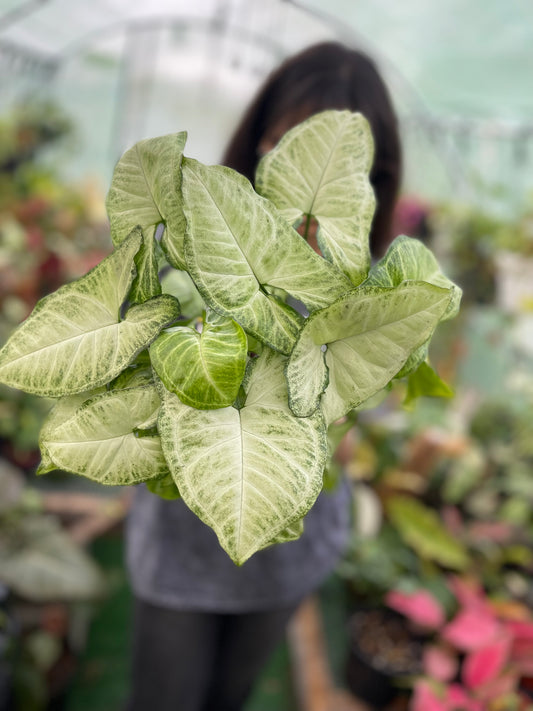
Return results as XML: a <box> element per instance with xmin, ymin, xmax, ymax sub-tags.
<box><xmin>1</xmin><ymin>1</ymin><xmax>533</xmax><ymax>710</ymax></box>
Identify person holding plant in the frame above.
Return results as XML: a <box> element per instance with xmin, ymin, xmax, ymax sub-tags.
<box><xmin>124</xmin><ymin>41</ymin><xmax>402</xmax><ymax>711</ymax></box>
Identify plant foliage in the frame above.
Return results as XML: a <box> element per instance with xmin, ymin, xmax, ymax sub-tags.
<box><xmin>0</xmin><ymin>111</ymin><xmax>461</xmax><ymax>564</ymax></box>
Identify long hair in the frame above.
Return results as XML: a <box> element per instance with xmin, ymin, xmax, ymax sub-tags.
<box><xmin>222</xmin><ymin>42</ymin><xmax>402</xmax><ymax>257</ymax></box>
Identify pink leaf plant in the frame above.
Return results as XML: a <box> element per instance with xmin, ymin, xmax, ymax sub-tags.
<box><xmin>385</xmin><ymin>588</ymin><xmax>446</xmax><ymax>630</ymax></box>
<box><xmin>387</xmin><ymin>577</ymin><xmax>533</xmax><ymax>710</ymax></box>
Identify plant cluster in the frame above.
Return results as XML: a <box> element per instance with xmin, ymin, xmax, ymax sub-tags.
<box><xmin>387</xmin><ymin>580</ymin><xmax>533</xmax><ymax>711</ymax></box>
<box><xmin>339</xmin><ymin>391</ymin><xmax>533</xmax><ymax>607</ymax></box>
<box><xmin>0</xmin><ymin>110</ymin><xmax>460</xmax><ymax>564</ymax></box>
<box><xmin>430</xmin><ymin>202</ymin><xmax>533</xmax><ymax>306</ymax></box>
<box><xmin>0</xmin><ymin>460</ymin><xmax>105</xmax><ymax>711</ymax></box>
<box><xmin>0</xmin><ymin>103</ymin><xmax>110</xmax><ymax>467</ymax></box>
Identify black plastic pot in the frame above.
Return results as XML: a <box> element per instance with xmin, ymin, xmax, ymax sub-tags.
<box><xmin>345</xmin><ymin>608</ymin><xmax>423</xmax><ymax>709</ymax></box>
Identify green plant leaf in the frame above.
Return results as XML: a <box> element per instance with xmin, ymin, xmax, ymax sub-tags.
<box><xmin>256</xmin><ymin>110</ymin><xmax>375</xmax><ymax>285</ymax></box>
<box><xmin>157</xmin><ymin>348</ymin><xmax>327</xmax><ymax>564</ymax></box>
<box><xmin>146</xmin><ymin>472</ymin><xmax>181</xmax><ymax>500</ymax></box>
<box><xmin>0</xmin><ymin>232</ymin><xmax>180</xmax><ymax>397</ymax></box>
<box><xmin>106</xmin><ymin>132</ymin><xmax>187</xmax><ymax>269</ymax></box>
<box><xmin>130</xmin><ymin>225</ymin><xmax>162</xmax><ymax>303</ymax></box>
<box><xmin>108</xmin><ymin>359</ymin><xmax>154</xmax><ymax>390</ymax></box>
<box><xmin>365</xmin><ymin>236</ymin><xmax>463</xmax><ymax>381</ymax></box>
<box><xmin>38</xmin><ymin>384</ymin><xmax>168</xmax><ymax>485</ymax></box>
<box><xmin>365</xmin><ymin>235</ymin><xmax>462</xmax><ymax>320</ymax></box>
<box><xmin>394</xmin><ymin>340</ymin><xmax>430</xmax><ymax>380</ymax></box>
<box><xmin>403</xmin><ymin>361</ymin><xmax>454</xmax><ymax>409</ymax></box>
<box><xmin>286</xmin><ymin>284</ymin><xmax>453</xmax><ymax>423</ymax></box>
<box><xmin>150</xmin><ymin>312</ymin><xmax>247</xmax><ymax>409</ymax></box>
<box><xmin>37</xmin><ymin>391</ymin><xmax>100</xmax><ymax>475</ymax></box>
<box><xmin>386</xmin><ymin>496</ymin><xmax>469</xmax><ymax>570</ymax></box>
<box><xmin>161</xmin><ymin>268</ymin><xmax>205</xmax><ymax>319</ymax></box>
<box><xmin>181</xmin><ymin>157</ymin><xmax>352</xmax><ymax>354</ymax></box>
<box><xmin>0</xmin><ymin>514</ymin><xmax>105</xmax><ymax>602</ymax></box>
<box><xmin>270</xmin><ymin>518</ymin><xmax>305</xmax><ymax>544</ymax></box>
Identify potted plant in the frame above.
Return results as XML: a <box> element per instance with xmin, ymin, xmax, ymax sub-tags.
<box><xmin>338</xmin><ymin>389</ymin><xmax>533</xmax><ymax>707</ymax></box>
<box><xmin>386</xmin><ymin>578</ymin><xmax>533</xmax><ymax>711</ymax></box>
<box><xmin>0</xmin><ymin>110</ymin><xmax>461</xmax><ymax>565</ymax></box>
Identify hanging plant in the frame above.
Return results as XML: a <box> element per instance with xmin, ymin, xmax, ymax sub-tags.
<box><xmin>0</xmin><ymin>111</ymin><xmax>461</xmax><ymax>564</ymax></box>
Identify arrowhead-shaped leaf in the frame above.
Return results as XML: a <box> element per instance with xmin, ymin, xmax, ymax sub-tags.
<box><xmin>286</xmin><ymin>284</ymin><xmax>453</xmax><ymax>423</ymax></box>
<box><xmin>150</xmin><ymin>313</ymin><xmax>247</xmax><ymax>409</ymax></box>
<box><xmin>0</xmin><ymin>230</ymin><xmax>181</xmax><ymax>396</ymax></box>
<box><xmin>256</xmin><ymin>110</ymin><xmax>375</xmax><ymax>285</ymax></box>
<box><xmin>365</xmin><ymin>235</ymin><xmax>463</xmax><ymax>380</ymax></box>
<box><xmin>37</xmin><ymin>391</ymin><xmax>101</xmax><ymax>475</ymax></box>
<box><xmin>181</xmin><ymin>158</ymin><xmax>351</xmax><ymax>354</ymax></box>
<box><xmin>106</xmin><ymin>132</ymin><xmax>187</xmax><ymax>269</ymax></box>
<box><xmin>38</xmin><ymin>384</ymin><xmax>168</xmax><ymax>485</ymax></box>
<box><xmin>365</xmin><ymin>235</ymin><xmax>462</xmax><ymax>320</ymax></box>
<box><xmin>157</xmin><ymin>348</ymin><xmax>327</xmax><ymax>564</ymax></box>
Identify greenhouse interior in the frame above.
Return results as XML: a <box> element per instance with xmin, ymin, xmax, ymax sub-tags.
<box><xmin>1</xmin><ymin>0</ymin><xmax>533</xmax><ymax>709</ymax></box>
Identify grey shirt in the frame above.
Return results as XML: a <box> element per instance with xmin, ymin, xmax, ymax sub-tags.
<box><xmin>126</xmin><ymin>479</ymin><xmax>351</xmax><ymax>612</ymax></box>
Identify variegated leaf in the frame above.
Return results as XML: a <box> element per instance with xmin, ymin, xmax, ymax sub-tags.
<box><xmin>256</xmin><ymin>110</ymin><xmax>375</xmax><ymax>285</ymax></box>
<box><xmin>106</xmin><ymin>132</ymin><xmax>187</xmax><ymax>269</ymax></box>
<box><xmin>157</xmin><ymin>348</ymin><xmax>327</xmax><ymax>564</ymax></box>
<box><xmin>181</xmin><ymin>158</ymin><xmax>352</xmax><ymax>354</ymax></box>
<box><xmin>38</xmin><ymin>384</ymin><xmax>168</xmax><ymax>485</ymax></box>
<box><xmin>365</xmin><ymin>235</ymin><xmax>463</xmax><ymax>379</ymax></box>
<box><xmin>365</xmin><ymin>235</ymin><xmax>462</xmax><ymax>320</ymax></box>
<box><xmin>150</xmin><ymin>313</ymin><xmax>247</xmax><ymax>409</ymax></box>
<box><xmin>286</xmin><ymin>284</ymin><xmax>454</xmax><ymax>423</ymax></box>
<box><xmin>0</xmin><ymin>231</ymin><xmax>180</xmax><ymax>396</ymax></box>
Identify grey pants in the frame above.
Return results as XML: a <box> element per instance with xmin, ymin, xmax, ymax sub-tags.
<box><xmin>124</xmin><ymin>597</ymin><xmax>298</xmax><ymax>711</ymax></box>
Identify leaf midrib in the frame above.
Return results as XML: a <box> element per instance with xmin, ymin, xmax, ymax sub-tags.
<box><xmin>311</xmin><ymin>290</ymin><xmax>450</xmax><ymax>345</ymax></box>
<box><xmin>306</xmin><ymin>117</ymin><xmax>347</xmax><ymax>218</ymax></box>
<box><xmin>187</xmin><ymin>162</ymin><xmax>265</xmax><ymax>289</ymax></box>
<box><xmin>1</xmin><ymin>320</ymin><xmax>123</xmax><ymax>365</ymax></box>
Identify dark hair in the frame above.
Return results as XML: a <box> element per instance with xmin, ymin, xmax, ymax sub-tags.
<box><xmin>222</xmin><ymin>42</ymin><xmax>402</xmax><ymax>257</ymax></box>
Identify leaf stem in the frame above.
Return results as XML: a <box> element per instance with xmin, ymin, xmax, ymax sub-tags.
<box><xmin>303</xmin><ymin>213</ymin><xmax>312</xmax><ymax>243</ymax></box>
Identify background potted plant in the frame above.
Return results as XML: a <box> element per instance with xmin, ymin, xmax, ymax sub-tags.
<box><xmin>337</xmin><ymin>350</ymin><xmax>533</xmax><ymax>706</ymax></box>
<box><xmin>386</xmin><ymin>578</ymin><xmax>533</xmax><ymax>711</ymax></box>
<box><xmin>0</xmin><ymin>102</ymin><xmax>110</xmax><ymax>472</ymax></box>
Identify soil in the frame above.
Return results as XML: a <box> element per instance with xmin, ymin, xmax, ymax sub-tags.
<box><xmin>348</xmin><ymin>608</ymin><xmax>423</xmax><ymax>676</ymax></box>
<box><xmin>345</xmin><ymin>608</ymin><xmax>423</xmax><ymax>709</ymax></box>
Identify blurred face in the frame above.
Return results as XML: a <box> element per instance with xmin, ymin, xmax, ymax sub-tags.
<box><xmin>258</xmin><ymin>108</ymin><xmax>322</xmax><ymax>255</ymax></box>
<box><xmin>257</xmin><ymin>115</ymin><xmax>298</xmax><ymax>157</ymax></box>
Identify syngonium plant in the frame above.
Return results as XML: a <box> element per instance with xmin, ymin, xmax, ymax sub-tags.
<box><xmin>0</xmin><ymin>110</ymin><xmax>461</xmax><ymax>564</ymax></box>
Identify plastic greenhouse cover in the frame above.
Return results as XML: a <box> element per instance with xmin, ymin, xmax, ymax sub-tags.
<box><xmin>1</xmin><ymin>0</ymin><xmax>532</xmax><ymax>208</ymax></box>
<box><xmin>1</xmin><ymin>0</ymin><xmax>532</xmax><ymax>119</ymax></box>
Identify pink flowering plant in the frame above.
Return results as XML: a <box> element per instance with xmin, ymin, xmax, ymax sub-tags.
<box><xmin>386</xmin><ymin>577</ymin><xmax>533</xmax><ymax>711</ymax></box>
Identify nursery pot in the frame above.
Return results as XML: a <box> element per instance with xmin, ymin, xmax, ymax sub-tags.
<box><xmin>345</xmin><ymin>608</ymin><xmax>423</xmax><ymax>709</ymax></box>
